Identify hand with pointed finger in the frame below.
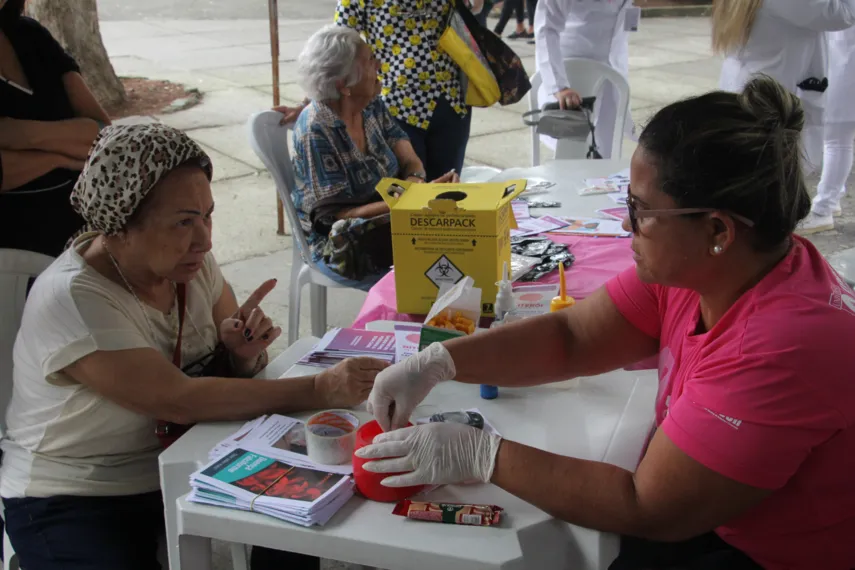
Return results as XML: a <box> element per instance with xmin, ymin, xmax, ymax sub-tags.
<box><xmin>220</xmin><ymin>279</ymin><xmax>282</xmax><ymax>368</ymax></box>
<box><xmin>314</xmin><ymin>357</ymin><xmax>391</xmax><ymax>408</ymax></box>
<box><xmin>354</xmin><ymin>422</ymin><xmax>502</xmax><ymax>488</ymax></box>
<box><xmin>366</xmin><ymin>342</ymin><xmax>456</xmax><ymax>432</ymax></box>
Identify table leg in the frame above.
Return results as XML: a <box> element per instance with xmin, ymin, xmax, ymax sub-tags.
<box><xmin>178</xmin><ymin>534</ymin><xmax>213</xmax><ymax>570</ymax></box>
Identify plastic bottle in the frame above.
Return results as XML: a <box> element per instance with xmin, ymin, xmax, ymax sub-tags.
<box><xmin>481</xmin><ymin>263</ymin><xmax>515</xmax><ymax>400</ymax></box>
<box><xmin>550</xmin><ymin>263</ymin><xmax>576</xmax><ymax>312</ymax></box>
<box><xmin>495</xmin><ymin>261</ymin><xmax>515</xmax><ymax>321</ymax></box>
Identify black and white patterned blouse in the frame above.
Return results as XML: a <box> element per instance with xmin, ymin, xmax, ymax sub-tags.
<box><xmin>334</xmin><ymin>0</ymin><xmax>468</xmax><ymax>130</ymax></box>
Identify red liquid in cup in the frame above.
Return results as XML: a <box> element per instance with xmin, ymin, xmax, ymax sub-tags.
<box><xmin>352</xmin><ymin>420</ymin><xmax>427</xmax><ymax>502</ymax></box>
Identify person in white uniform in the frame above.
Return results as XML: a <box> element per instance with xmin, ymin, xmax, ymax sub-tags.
<box><xmin>800</xmin><ymin>26</ymin><xmax>855</xmax><ymax>234</ymax></box>
<box><xmin>714</xmin><ymin>0</ymin><xmax>855</xmax><ymax>173</ymax></box>
<box><xmin>533</xmin><ymin>0</ymin><xmax>635</xmax><ymax>160</ymax></box>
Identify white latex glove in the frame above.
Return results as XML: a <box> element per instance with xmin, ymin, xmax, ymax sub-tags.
<box><xmin>354</xmin><ymin>422</ymin><xmax>502</xmax><ymax>487</ymax></box>
<box><xmin>366</xmin><ymin>342</ymin><xmax>456</xmax><ymax>431</ymax></box>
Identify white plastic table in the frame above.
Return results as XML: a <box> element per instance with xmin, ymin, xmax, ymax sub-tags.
<box><xmin>160</xmin><ymin>334</ymin><xmax>657</xmax><ymax>570</ymax></box>
<box><xmin>488</xmin><ymin>158</ymin><xmax>631</xmax><ymax>219</ymax></box>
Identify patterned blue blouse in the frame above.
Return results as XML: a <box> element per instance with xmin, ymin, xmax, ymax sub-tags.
<box><xmin>292</xmin><ymin>97</ymin><xmax>408</xmax><ymax>259</ymax></box>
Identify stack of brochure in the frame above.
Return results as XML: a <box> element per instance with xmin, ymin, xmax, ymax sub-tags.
<box><xmin>207</xmin><ymin>414</ymin><xmax>351</xmax><ymax>474</ymax></box>
<box><xmin>298</xmin><ymin>328</ymin><xmax>396</xmax><ymax>368</ymax></box>
<box><xmin>191</xmin><ymin>413</ymin><xmax>356</xmax><ymax>526</ymax></box>
<box><xmin>189</xmin><ymin>447</ymin><xmax>353</xmax><ymax>527</ymax></box>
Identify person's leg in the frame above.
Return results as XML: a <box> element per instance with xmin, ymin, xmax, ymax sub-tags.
<box><xmin>250</xmin><ymin>546</ymin><xmax>321</xmax><ymax>570</ymax></box>
<box><xmin>423</xmin><ymin>97</ymin><xmax>472</xmax><ymax>181</ymax></box>
<box><xmin>802</xmin><ymin>123</ymin><xmax>824</xmax><ymax>175</ymax></box>
<box><xmin>513</xmin><ymin>0</ymin><xmax>525</xmax><ymax>31</ymax></box>
<box><xmin>396</xmin><ymin>118</ymin><xmax>428</xmax><ymax>172</ymax></box>
<box><xmin>475</xmin><ymin>0</ymin><xmax>493</xmax><ymax>27</ymax></box>
<box><xmin>4</xmin><ymin>492</ymin><xmax>164</xmax><ymax>570</ymax></box>
<box><xmin>814</xmin><ymin>121</ymin><xmax>855</xmax><ymax>216</ymax></box>
<box><xmin>493</xmin><ymin>0</ymin><xmax>515</xmax><ymax>35</ymax></box>
<box><xmin>525</xmin><ymin>0</ymin><xmax>537</xmax><ymax>34</ymax></box>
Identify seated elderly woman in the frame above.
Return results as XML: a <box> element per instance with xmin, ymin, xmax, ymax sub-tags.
<box><xmin>290</xmin><ymin>25</ymin><xmax>458</xmax><ymax>288</ymax></box>
<box><xmin>1</xmin><ymin>124</ymin><xmax>387</xmax><ymax>570</ymax></box>
<box><xmin>0</xmin><ymin>0</ymin><xmax>110</xmax><ymax>256</ymax></box>
<box><xmin>359</xmin><ymin>76</ymin><xmax>855</xmax><ymax>570</ymax></box>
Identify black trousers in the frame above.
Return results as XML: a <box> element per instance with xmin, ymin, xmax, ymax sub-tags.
<box><xmin>3</xmin><ymin>493</ymin><xmax>320</xmax><ymax>570</ymax></box>
<box><xmin>609</xmin><ymin>532</ymin><xmax>763</xmax><ymax>570</ymax></box>
<box><xmin>494</xmin><ymin>0</ymin><xmax>524</xmax><ymax>34</ymax></box>
<box><xmin>493</xmin><ymin>0</ymin><xmax>536</xmax><ymax>33</ymax></box>
<box><xmin>397</xmin><ymin>95</ymin><xmax>472</xmax><ymax>181</ymax></box>
<box><xmin>475</xmin><ymin>0</ymin><xmax>494</xmax><ymax>27</ymax></box>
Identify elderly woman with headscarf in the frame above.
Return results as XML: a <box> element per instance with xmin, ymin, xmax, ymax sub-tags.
<box><xmin>0</xmin><ymin>123</ymin><xmax>387</xmax><ymax>570</ymax></box>
<box><xmin>290</xmin><ymin>24</ymin><xmax>459</xmax><ymax>288</ymax></box>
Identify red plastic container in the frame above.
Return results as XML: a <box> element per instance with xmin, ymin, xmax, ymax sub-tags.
<box><xmin>352</xmin><ymin>420</ymin><xmax>426</xmax><ymax>502</ymax></box>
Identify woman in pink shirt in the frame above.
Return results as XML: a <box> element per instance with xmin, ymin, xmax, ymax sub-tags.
<box><xmin>357</xmin><ymin>75</ymin><xmax>855</xmax><ymax>569</ymax></box>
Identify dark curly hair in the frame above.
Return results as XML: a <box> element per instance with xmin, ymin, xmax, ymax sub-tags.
<box><xmin>638</xmin><ymin>74</ymin><xmax>810</xmax><ymax>252</ymax></box>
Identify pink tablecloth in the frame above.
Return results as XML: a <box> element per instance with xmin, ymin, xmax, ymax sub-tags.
<box><xmin>351</xmin><ymin>235</ymin><xmax>634</xmax><ymax>328</ymax></box>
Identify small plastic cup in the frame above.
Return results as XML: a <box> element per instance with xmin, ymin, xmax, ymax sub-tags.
<box><xmin>352</xmin><ymin>420</ymin><xmax>426</xmax><ymax>502</ymax></box>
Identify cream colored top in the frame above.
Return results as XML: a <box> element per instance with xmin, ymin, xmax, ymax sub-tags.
<box><xmin>1</xmin><ymin>233</ymin><xmax>224</xmax><ymax>498</ymax></box>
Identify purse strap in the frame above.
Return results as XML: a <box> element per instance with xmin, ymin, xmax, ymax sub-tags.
<box><xmin>172</xmin><ymin>283</ymin><xmax>187</xmax><ymax>368</ymax></box>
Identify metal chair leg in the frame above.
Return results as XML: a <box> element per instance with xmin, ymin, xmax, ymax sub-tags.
<box><xmin>310</xmin><ymin>284</ymin><xmax>327</xmax><ymax>338</ymax></box>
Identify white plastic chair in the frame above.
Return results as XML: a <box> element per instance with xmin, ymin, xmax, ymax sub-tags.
<box><xmin>528</xmin><ymin>57</ymin><xmax>631</xmax><ymax>166</ymax></box>
<box><xmin>247</xmin><ymin>110</ymin><xmax>359</xmax><ymax>345</ymax></box>
<box><xmin>0</xmin><ymin>248</ymin><xmax>55</xmax><ymax>570</ymax></box>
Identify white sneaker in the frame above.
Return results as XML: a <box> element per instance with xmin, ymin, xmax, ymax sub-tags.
<box><xmin>797</xmin><ymin>212</ymin><xmax>835</xmax><ymax>235</ymax></box>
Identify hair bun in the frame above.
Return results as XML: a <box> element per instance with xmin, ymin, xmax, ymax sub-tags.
<box><xmin>739</xmin><ymin>74</ymin><xmax>804</xmax><ymax>134</ymax></box>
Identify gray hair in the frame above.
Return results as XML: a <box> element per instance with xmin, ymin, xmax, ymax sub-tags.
<box><xmin>298</xmin><ymin>25</ymin><xmax>364</xmax><ymax>102</ymax></box>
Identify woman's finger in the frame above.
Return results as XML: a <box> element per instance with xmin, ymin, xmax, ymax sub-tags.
<box><xmin>221</xmin><ymin>317</ymin><xmax>244</xmax><ymax>334</ymax></box>
<box><xmin>362</xmin><ymin>456</ymin><xmax>413</xmax><ymax>474</ymax></box>
<box><xmin>243</xmin><ymin>308</ymin><xmax>264</xmax><ymax>341</ymax></box>
<box><xmin>239</xmin><ymin>279</ymin><xmax>278</xmax><ymax>316</ymax></box>
<box><xmin>253</xmin><ymin>316</ymin><xmax>275</xmax><ymax>340</ymax></box>
<box><xmin>258</xmin><ymin>326</ymin><xmax>282</xmax><ymax>346</ymax></box>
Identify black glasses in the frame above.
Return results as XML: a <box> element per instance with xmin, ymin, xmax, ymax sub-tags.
<box><xmin>626</xmin><ymin>186</ymin><xmax>755</xmax><ymax>235</ymax></box>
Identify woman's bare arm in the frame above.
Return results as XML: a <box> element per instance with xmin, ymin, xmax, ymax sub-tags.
<box><xmin>0</xmin><ymin>149</ymin><xmax>84</xmax><ymax>192</ymax></box>
<box><xmin>444</xmin><ymin>288</ymin><xmax>659</xmax><ymax>387</ymax></box>
<box><xmin>492</xmin><ymin>429</ymin><xmax>770</xmax><ymax>541</ymax></box>
<box><xmin>64</xmin><ymin>347</ymin><xmax>383</xmax><ymax>424</ymax></box>
<box><xmin>0</xmin><ymin>116</ymin><xmax>99</xmax><ymax>159</ymax></box>
<box><xmin>63</xmin><ymin>71</ymin><xmax>111</xmax><ymax>126</ymax></box>
<box><xmin>392</xmin><ymin>139</ymin><xmax>424</xmax><ymax>180</ymax></box>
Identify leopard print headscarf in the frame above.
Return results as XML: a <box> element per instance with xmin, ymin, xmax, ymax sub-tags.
<box><xmin>70</xmin><ymin>123</ymin><xmax>213</xmax><ymax>236</ymax></box>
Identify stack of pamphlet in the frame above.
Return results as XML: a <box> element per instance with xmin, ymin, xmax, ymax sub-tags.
<box><xmin>208</xmin><ymin>414</ymin><xmax>351</xmax><ymax>474</ymax></box>
<box><xmin>189</xmin><ymin>447</ymin><xmax>353</xmax><ymax>526</ymax></box>
<box><xmin>297</xmin><ymin>328</ymin><xmax>396</xmax><ymax>368</ymax></box>
<box><xmin>191</xmin><ymin>413</ymin><xmax>356</xmax><ymax>526</ymax></box>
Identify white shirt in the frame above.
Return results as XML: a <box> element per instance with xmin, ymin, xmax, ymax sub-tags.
<box><xmin>825</xmin><ymin>25</ymin><xmax>855</xmax><ymax>123</ymax></box>
<box><xmin>1</xmin><ymin>234</ymin><xmax>224</xmax><ymax>498</ymax></box>
<box><xmin>719</xmin><ymin>0</ymin><xmax>855</xmax><ymax>127</ymax></box>
<box><xmin>534</xmin><ymin>0</ymin><xmax>631</xmax><ymax>98</ymax></box>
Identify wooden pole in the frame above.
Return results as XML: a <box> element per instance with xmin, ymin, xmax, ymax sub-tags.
<box><xmin>268</xmin><ymin>0</ymin><xmax>286</xmax><ymax>235</ymax></box>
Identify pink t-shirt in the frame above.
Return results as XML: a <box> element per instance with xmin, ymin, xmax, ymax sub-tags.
<box><xmin>606</xmin><ymin>237</ymin><xmax>855</xmax><ymax>570</ymax></box>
